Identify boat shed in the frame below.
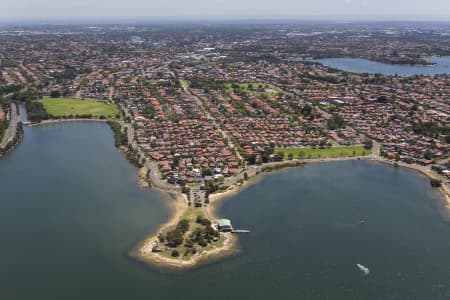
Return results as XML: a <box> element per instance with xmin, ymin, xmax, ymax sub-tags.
<box><xmin>217</xmin><ymin>219</ymin><xmax>233</xmax><ymax>232</ymax></box>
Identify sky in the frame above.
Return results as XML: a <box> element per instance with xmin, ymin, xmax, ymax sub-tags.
<box><xmin>1</xmin><ymin>0</ymin><xmax>450</xmax><ymax>22</ymax></box>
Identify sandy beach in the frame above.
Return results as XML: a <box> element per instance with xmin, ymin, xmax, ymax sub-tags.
<box><xmin>134</xmin><ymin>231</ymin><xmax>237</xmax><ymax>269</ymax></box>
<box><xmin>137</xmin><ymin>166</ymin><xmax>150</xmax><ymax>188</ymax></box>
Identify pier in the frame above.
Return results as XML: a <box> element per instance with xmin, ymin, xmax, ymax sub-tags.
<box><xmin>216</xmin><ymin>219</ymin><xmax>250</xmax><ymax>233</ymax></box>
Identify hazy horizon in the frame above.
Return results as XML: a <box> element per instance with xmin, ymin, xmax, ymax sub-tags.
<box><xmin>1</xmin><ymin>0</ymin><xmax>450</xmax><ymax>23</ymax></box>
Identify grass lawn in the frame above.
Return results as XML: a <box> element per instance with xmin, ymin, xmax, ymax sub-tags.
<box><xmin>275</xmin><ymin>146</ymin><xmax>371</xmax><ymax>160</ymax></box>
<box><xmin>181</xmin><ymin>207</ymin><xmax>205</xmax><ymax>222</ymax></box>
<box><xmin>37</xmin><ymin>98</ymin><xmax>120</xmax><ymax>119</ymax></box>
<box><xmin>225</xmin><ymin>83</ymin><xmax>284</xmax><ymax>98</ymax></box>
<box><xmin>180</xmin><ymin>79</ymin><xmax>190</xmax><ymax>87</ymax></box>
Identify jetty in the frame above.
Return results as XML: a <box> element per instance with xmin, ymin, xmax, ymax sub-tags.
<box><xmin>232</xmin><ymin>229</ymin><xmax>251</xmax><ymax>234</ymax></box>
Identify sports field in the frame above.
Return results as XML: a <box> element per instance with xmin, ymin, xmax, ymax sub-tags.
<box><xmin>37</xmin><ymin>98</ymin><xmax>120</xmax><ymax>119</ymax></box>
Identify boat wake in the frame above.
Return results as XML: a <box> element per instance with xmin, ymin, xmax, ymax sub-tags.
<box><xmin>357</xmin><ymin>264</ymin><xmax>370</xmax><ymax>276</ymax></box>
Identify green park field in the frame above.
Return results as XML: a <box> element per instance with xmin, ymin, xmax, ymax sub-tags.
<box><xmin>275</xmin><ymin>145</ymin><xmax>371</xmax><ymax>159</ymax></box>
<box><xmin>37</xmin><ymin>98</ymin><xmax>120</xmax><ymax>119</ymax></box>
<box><xmin>225</xmin><ymin>83</ymin><xmax>281</xmax><ymax>96</ymax></box>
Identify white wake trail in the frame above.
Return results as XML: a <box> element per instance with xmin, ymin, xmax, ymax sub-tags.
<box><xmin>357</xmin><ymin>264</ymin><xmax>370</xmax><ymax>276</ymax></box>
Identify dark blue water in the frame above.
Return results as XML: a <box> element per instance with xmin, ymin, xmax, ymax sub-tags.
<box><xmin>1</xmin><ymin>122</ymin><xmax>449</xmax><ymax>299</ymax></box>
<box><xmin>316</xmin><ymin>56</ymin><xmax>450</xmax><ymax>76</ymax></box>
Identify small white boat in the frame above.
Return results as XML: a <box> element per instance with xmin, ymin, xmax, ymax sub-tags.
<box><xmin>357</xmin><ymin>264</ymin><xmax>370</xmax><ymax>276</ymax></box>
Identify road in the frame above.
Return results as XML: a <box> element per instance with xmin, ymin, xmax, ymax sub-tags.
<box><xmin>180</xmin><ymin>80</ymin><xmax>244</xmax><ymax>163</ymax></box>
<box><xmin>119</xmin><ymin>103</ymin><xmax>180</xmax><ymax>191</ymax></box>
<box><xmin>371</xmin><ymin>141</ymin><xmax>381</xmax><ymax>159</ymax></box>
<box><xmin>0</xmin><ymin>104</ymin><xmax>19</xmax><ymax>149</ymax></box>
<box><xmin>146</xmin><ymin>160</ymin><xmax>181</xmax><ymax>190</ymax></box>
<box><xmin>118</xmin><ymin>82</ymin><xmax>245</xmax><ymax>192</ymax></box>
<box><xmin>118</xmin><ymin>103</ymin><xmax>138</xmax><ymax>149</ymax></box>
<box><xmin>276</xmin><ymin>82</ymin><xmax>382</xmax><ymax>158</ymax></box>
<box><xmin>123</xmin><ymin>80</ymin><xmax>382</xmax><ymax>193</ymax></box>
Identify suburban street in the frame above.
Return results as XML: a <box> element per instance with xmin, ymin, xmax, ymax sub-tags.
<box><xmin>180</xmin><ymin>80</ymin><xmax>245</xmax><ymax>163</ymax></box>
<box><xmin>146</xmin><ymin>160</ymin><xmax>181</xmax><ymax>190</ymax></box>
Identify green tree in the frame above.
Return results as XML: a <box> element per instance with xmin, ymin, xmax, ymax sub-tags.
<box><xmin>424</xmin><ymin>149</ymin><xmax>433</xmax><ymax>160</ymax></box>
<box><xmin>50</xmin><ymin>90</ymin><xmax>61</xmax><ymax>98</ymax></box>
<box><xmin>166</xmin><ymin>230</ymin><xmax>184</xmax><ymax>247</ymax></box>
<box><xmin>430</xmin><ymin>178</ymin><xmax>442</xmax><ymax>187</ymax></box>
<box><xmin>363</xmin><ymin>138</ymin><xmax>373</xmax><ymax>150</ymax></box>
<box><xmin>184</xmin><ymin>239</ymin><xmax>194</xmax><ymax>248</ymax></box>
<box><xmin>326</xmin><ymin>115</ymin><xmax>346</xmax><ymax>130</ymax></box>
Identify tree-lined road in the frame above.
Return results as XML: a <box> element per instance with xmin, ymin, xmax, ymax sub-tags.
<box><xmin>0</xmin><ymin>104</ymin><xmax>19</xmax><ymax>149</ymax></box>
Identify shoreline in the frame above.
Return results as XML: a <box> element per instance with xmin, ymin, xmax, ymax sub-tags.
<box><xmin>0</xmin><ymin>123</ymin><xmax>23</xmax><ymax>158</ymax></box>
<box><xmin>211</xmin><ymin>156</ymin><xmax>448</xmax><ymax>209</ymax></box>
<box><xmin>132</xmin><ymin>155</ymin><xmax>450</xmax><ymax>270</ymax></box>
<box><xmin>27</xmin><ymin>118</ymin><xmax>109</xmax><ymax>127</ymax></box>
<box><xmin>137</xmin><ymin>166</ymin><xmax>150</xmax><ymax>188</ymax></box>
<box><xmin>371</xmin><ymin>158</ymin><xmax>450</xmax><ymax>204</ymax></box>
<box><xmin>0</xmin><ymin>104</ymin><xmax>23</xmax><ymax>158</ymax></box>
<box><xmin>129</xmin><ymin>160</ymin><xmax>310</xmax><ymax>270</ymax></box>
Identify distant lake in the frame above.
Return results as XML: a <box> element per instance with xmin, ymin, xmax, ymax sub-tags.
<box><xmin>1</xmin><ymin>122</ymin><xmax>450</xmax><ymax>299</ymax></box>
<box><xmin>315</xmin><ymin>56</ymin><xmax>450</xmax><ymax>76</ymax></box>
